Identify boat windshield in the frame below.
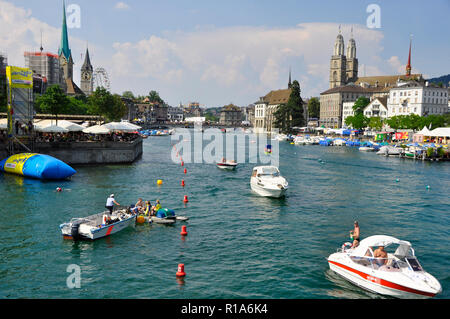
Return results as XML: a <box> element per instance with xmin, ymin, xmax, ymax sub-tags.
<box><xmin>259</xmin><ymin>167</ymin><xmax>280</xmax><ymax>177</ymax></box>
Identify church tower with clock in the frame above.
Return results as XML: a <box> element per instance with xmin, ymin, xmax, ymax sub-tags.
<box><xmin>80</xmin><ymin>46</ymin><xmax>93</xmax><ymax>96</ymax></box>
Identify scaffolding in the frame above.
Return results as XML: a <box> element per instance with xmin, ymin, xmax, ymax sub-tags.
<box><xmin>5</xmin><ymin>66</ymin><xmax>35</xmax><ymax>155</ymax></box>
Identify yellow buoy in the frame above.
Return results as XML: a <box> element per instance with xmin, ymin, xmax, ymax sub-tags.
<box><xmin>157</xmin><ymin>179</ymin><xmax>163</xmax><ymax>185</ymax></box>
<box><xmin>136</xmin><ymin>215</ymin><xmax>145</xmax><ymax>224</ymax></box>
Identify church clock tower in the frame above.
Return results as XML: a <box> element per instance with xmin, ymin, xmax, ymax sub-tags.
<box><xmin>80</xmin><ymin>46</ymin><xmax>93</xmax><ymax>96</ymax></box>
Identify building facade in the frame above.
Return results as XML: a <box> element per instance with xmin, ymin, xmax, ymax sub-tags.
<box><xmin>329</xmin><ymin>28</ymin><xmax>358</xmax><ymax>88</ymax></box>
<box><xmin>24</xmin><ymin>51</ymin><xmax>64</xmax><ymax>88</ymax></box>
<box><xmin>168</xmin><ymin>106</ymin><xmax>184</xmax><ymax>122</ymax></box>
<box><xmin>219</xmin><ymin>104</ymin><xmax>242</xmax><ymax>126</ymax></box>
<box><xmin>387</xmin><ymin>81</ymin><xmax>449</xmax><ymax>117</ymax></box>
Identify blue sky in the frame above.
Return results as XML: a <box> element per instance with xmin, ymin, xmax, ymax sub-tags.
<box><xmin>2</xmin><ymin>0</ymin><xmax>449</xmax><ymax>107</ymax></box>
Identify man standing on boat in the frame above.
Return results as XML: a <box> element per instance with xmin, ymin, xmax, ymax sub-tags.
<box><xmin>106</xmin><ymin>194</ymin><xmax>120</xmax><ymax>215</ymax></box>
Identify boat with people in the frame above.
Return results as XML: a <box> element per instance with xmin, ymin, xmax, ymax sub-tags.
<box><xmin>327</xmin><ymin>235</ymin><xmax>442</xmax><ymax>298</ymax></box>
<box><xmin>250</xmin><ymin>166</ymin><xmax>288</xmax><ymax>198</ymax></box>
<box><xmin>140</xmin><ymin>208</ymin><xmax>189</xmax><ymax>224</ymax></box>
<box><xmin>216</xmin><ymin>158</ymin><xmax>238</xmax><ymax>170</ymax></box>
<box><xmin>59</xmin><ymin>208</ymin><xmax>136</xmax><ymax>240</ymax></box>
<box><xmin>359</xmin><ymin>146</ymin><xmax>376</xmax><ymax>152</ymax></box>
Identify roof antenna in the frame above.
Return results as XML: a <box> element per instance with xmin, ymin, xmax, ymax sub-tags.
<box><xmin>40</xmin><ymin>29</ymin><xmax>43</xmax><ymax>52</ymax></box>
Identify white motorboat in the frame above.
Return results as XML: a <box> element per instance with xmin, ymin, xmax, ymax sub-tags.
<box><xmin>327</xmin><ymin>235</ymin><xmax>442</xmax><ymax>298</ymax></box>
<box><xmin>359</xmin><ymin>146</ymin><xmax>376</xmax><ymax>152</ymax></box>
<box><xmin>60</xmin><ymin>209</ymin><xmax>136</xmax><ymax>240</ymax></box>
<box><xmin>141</xmin><ymin>208</ymin><xmax>189</xmax><ymax>225</ymax></box>
<box><xmin>216</xmin><ymin>159</ymin><xmax>238</xmax><ymax>170</ymax></box>
<box><xmin>377</xmin><ymin>146</ymin><xmax>401</xmax><ymax>156</ymax></box>
<box><xmin>250</xmin><ymin>166</ymin><xmax>288</xmax><ymax>198</ymax></box>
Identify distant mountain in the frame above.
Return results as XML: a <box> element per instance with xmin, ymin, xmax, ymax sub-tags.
<box><xmin>427</xmin><ymin>74</ymin><xmax>450</xmax><ymax>85</ymax></box>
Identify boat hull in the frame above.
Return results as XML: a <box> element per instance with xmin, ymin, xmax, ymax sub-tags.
<box><xmin>250</xmin><ymin>181</ymin><xmax>286</xmax><ymax>198</ymax></box>
<box><xmin>328</xmin><ymin>257</ymin><xmax>438</xmax><ymax>299</ymax></box>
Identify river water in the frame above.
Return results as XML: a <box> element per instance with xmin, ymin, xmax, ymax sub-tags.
<box><xmin>0</xmin><ymin>133</ymin><xmax>449</xmax><ymax>299</ymax></box>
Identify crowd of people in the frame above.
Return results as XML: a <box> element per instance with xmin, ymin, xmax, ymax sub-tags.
<box><xmin>33</xmin><ymin>131</ymin><xmax>140</xmax><ymax>143</ymax></box>
<box><xmin>105</xmin><ymin>194</ymin><xmax>162</xmax><ymax>217</ymax></box>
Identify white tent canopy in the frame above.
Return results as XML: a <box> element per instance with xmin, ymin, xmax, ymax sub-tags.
<box><xmin>101</xmin><ymin>122</ymin><xmax>138</xmax><ymax>132</ymax></box>
<box><xmin>82</xmin><ymin>125</ymin><xmax>111</xmax><ymax>134</ymax></box>
<box><xmin>428</xmin><ymin>127</ymin><xmax>450</xmax><ymax>137</ymax></box>
<box><xmin>416</xmin><ymin>126</ymin><xmax>431</xmax><ymax>135</ymax></box>
<box><xmin>34</xmin><ymin>119</ymin><xmax>84</xmax><ymax>132</ymax></box>
<box><xmin>35</xmin><ymin>125</ymin><xmax>69</xmax><ymax>133</ymax></box>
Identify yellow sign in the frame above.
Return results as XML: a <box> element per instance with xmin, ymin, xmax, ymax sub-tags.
<box><xmin>6</xmin><ymin>66</ymin><xmax>33</xmax><ymax>89</ymax></box>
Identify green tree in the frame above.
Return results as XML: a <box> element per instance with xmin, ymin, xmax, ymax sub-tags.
<box><xmin>148</xmin><ymin>90</ymin><xmax>164</xmax><ymax>104</ymax></box>
<box><xmin>89</xmin><ymin>87</ymin><xmax>127</xmax><ymax>121</ymax></box>
<box><xmin>352</xmin><ymin>97</ymin><xmax>370</xmax><ymax>115</ymax></box>
<box><xmin>368</xmin><ymin>117</ymin><xmax>383</xmax><ymax>131</ymax></box>
<box><xmin>122</xmin><ymin>91</ymin><xmax>135</xmax><ymax>99</ymax></box>
<box><xmin>35</xmin><ymin>84</ymin><xmax>70</xmax><ymax>124</ymax></box>
<box><xmin>274</xmin><ymin>80</ymin><xmax>305</xmax><ymax>133</ymax></box>
<box><xmin>345</xmin><ymin>113</ymin><xmax>369</xmax><ymax>130</ymax></box>
<box><xmin>307</xmin><ymin>97</ymin><xmax>320</xmax><ymax>119</ymax></box>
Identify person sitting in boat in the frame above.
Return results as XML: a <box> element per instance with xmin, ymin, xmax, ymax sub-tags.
<box><xmin>151</xmin><ymin>199</ymin><xmax>161</xmax><ymax>216</ymax></box>
<box><xmin>350</xmin><ymin>221</ymin><xmax>360</xmax><ymax>248</ymax></box>
<box><xmin>373</xmin><ymin>246</ymin><xmax>388</xmax><ymax>266</ymax></box>
<box><xmin>132</xmin><ymin>198</ymin><xmax>145</xmax><ymax>214</ymax></box>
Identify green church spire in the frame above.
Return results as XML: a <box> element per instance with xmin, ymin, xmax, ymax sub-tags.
<box><xmin>59</xmin><ymin>1</ymin><xmax>71</xmax><ymax>60</ymax></box>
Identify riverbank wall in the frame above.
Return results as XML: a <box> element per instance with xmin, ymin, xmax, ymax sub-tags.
<box><xmin>0</xmin><ymin>137</ymin><xmax>143</xmax><ymax>165</ymax></box>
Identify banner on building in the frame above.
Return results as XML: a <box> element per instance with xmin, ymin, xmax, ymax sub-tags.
<box><xmin>395</xmin><ymin>132</ymin><xmax>409</xmax><ymax>140</ymax></box>
<box><xmin>6</xmin><ymin>66</ymin><xmax>33</xmax><ymax>89</ymax></box>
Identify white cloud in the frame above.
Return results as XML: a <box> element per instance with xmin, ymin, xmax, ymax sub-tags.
<box><xmin>114</xmin><ymin>2</ymin><xmax>129</xmax><ymax>10</ymax></box>
<box><xmin>2</xmin><ymin>1</ymin><xmax>401</xmax><ymax>107</ymax></box>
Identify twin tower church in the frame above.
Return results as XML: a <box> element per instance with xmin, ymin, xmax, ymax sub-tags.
<box><xmin>329</xmin><ymin>27</ymin><xmax>358</xmax><ymax>89</ymax></box>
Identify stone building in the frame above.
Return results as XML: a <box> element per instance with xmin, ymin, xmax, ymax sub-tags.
<box><xmin>219</xmin><ymin>104</ymin><xmax>242</xmax><ymax>126</ymax></box>
<box><xmin>253</xmin><ymin>88</ymin><xmax>292</xmax><ymax>133</ymax></box>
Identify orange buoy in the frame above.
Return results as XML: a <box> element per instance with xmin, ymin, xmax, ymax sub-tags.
<box><xmin>181</xmin><ymin>179</ymin><xmax>185</xmax><ymax>187</ymax></box>
<box><xmin>180</xmin><ymin>225</ymin><xmax>188</xmax><ymax>236</ymax></box>
<box><xmin>176</xmin><ymin>264</ymin><xmax>186</xmax><ymax>277</ymax></box>
<box><xmin>181</xmin><ymin>161</ymin><xmax>184</xmax><ymax>166</ymax></box>
<box><xmin>136</xmin><ymin>215</ymin><xmax>145</xmax><ymax>224</ymax></box>
<box><xmin>183</xmin><ymin>195</ymin><xmax>189</xmax><ymax>203</ymax></box>
<box><xmin>184</xmin><ymin>168</ymin><xmax>187</xmax><ymax>174</ymax></box>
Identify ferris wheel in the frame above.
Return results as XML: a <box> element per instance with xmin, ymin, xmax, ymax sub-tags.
<box><xmin>93</xmin><ymin>67</ymin><xmax>111</xmax><ymax>91</ymax></box>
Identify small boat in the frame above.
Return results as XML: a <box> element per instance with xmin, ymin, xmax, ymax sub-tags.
<box><xmin>216</xmin><ymin>159</ymin><xmax>238</xmax><ymax>170</ymax></box>
<box><xmin>327</xmin><ymin>235</ymin><xmax>442</xmax><ymax>298</ymax></box>
<box><xmin>143</xmin><ymin>208</ymin><xmax>189</xmax><ymax>224</ymax></box>
<box><xmin>250</xmin><ymin>166</ymin><xmax>288</xmax><ymax>198</ymax></box>
<box><xmin>359</xmin><ymin>146</ymin><xmax>375</xmax><ymax>152</ymax></box>
<box><xmin>60</xmin><ymin>209</ymin><xmax>136</xmax><ymax>240</ymax></box>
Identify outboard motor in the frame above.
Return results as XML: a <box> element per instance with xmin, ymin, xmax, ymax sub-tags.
<box><xmin>70</xmin><ymin>220</ymin><xmax>84</xmax><ymax>241</ymax></box>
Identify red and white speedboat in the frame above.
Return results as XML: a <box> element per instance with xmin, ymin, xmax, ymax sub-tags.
<box><xmin>327</xmin><ymin>235</ymin><xmax>441</xmax><ymax>298</ymax></box>
<box><xmin>216</xmin><ymin>159</ymin><xmax>238</xmax><ymax>170</ymax></box>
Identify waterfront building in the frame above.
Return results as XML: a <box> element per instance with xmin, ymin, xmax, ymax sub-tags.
<box><xmin>219</xmin><ymin>104</ymin><xmax>242</xmax><ymax>126</ymax></box>
<box><xmin>363</xmin><ymin>96</ymin><xmax>388</xmax><ymax>120</ymax></box>
<box><xmin>387</xmin><ymin>81</ymin><xmax>449</xmax><ymax>117</ymax></box>
<box><xmin>183</xmin><ymin>102</ymin><xmax>202</xmax><ymax>118</ymax></box>
<box><xmin>80</xmin><ymin>47</ymin><xmax>94</xmax><ymax>96</ymax></box>
<box><xmin>120</xmin><ymin>97</ymin><xmax>137</xmax><ymax>122</ymax></box>
<box><xmin>320</xmin><ymin>84</ymin><xmax>389</xmax><ymax>128</ymax></box>
<box><xmin>168</xmin><ymin>106</ymin><xmax>184</xmax><ymax>122</ymax></box>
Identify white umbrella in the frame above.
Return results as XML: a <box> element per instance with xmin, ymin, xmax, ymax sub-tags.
<box><xmin>36</xmin><ymin>125</ymin><xmax>69</xmax><ymax>133</ymax></box>
<box><xmin>58</xmin><ymin>120</ymin><xmax>85</xmax><ymax>132</ymax></box>
<box><xmin>120</xmin><ymin>121</ymin><xmax>141</xmax><ymax>130</ymax></box>
<box><xmin>102</xmin><ymin>122</ymin><xmax>137</xmax><ymax>132</ymax></box>
<box><xmin>0</xmin><ymin>118</ymin><xmax>7</xmax><ymax>130</ymax></box>
<box><xmin>82</xmin><ymin>125</ymin><xmax>111</xmax><ymax>134</ymax></box>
